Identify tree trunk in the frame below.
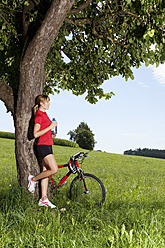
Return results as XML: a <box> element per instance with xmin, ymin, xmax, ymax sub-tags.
<box><xmin>15</xmin><ymin>60</ymin><xmax>45</xmax><ymax>189</ymax></box>
<box><xmin>14</xmin><ymin>0</ymin><xmax>75</xmax><ymax>192</ymax></box>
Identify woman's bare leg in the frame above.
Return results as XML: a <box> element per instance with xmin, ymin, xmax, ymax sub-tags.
<box><xmin>41</xmin><ymin>165</ymin><xmax>49</xmax><ymax>200</ymax></box>
<box><xmin>32</xmin><ymin>154</ymin><xmax>58</xmax><ymax>182</ymax></box>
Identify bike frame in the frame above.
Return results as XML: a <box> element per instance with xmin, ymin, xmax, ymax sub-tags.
<box><xmin>49</xmin><ymin>150</ymin><xmax>105</xmax><ymax>204</ymax></box>
<box><xmin>50</xmin><ymin>159</ymin><xmax>80</xmax><ymax>189</ymax></box>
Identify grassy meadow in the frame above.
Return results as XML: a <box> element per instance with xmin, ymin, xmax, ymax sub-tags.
<box><xmin>0</xmin><ymin>138</ymin><xmax>165</xmax><ymax>247</ymax></box>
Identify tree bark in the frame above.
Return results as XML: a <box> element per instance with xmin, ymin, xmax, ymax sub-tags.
<box><xmin>14</xmin><ymin>0</ymin><xmax>75</xmax><ymax>191</ymax></box>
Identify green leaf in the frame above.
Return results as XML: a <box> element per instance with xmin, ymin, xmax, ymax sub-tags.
<box><xmin>145</xmin><ymin>60</ymin><xmax>149</xmax><ymax>67</ymax></box>
<box><xmin>24</xmin><ymin>1</ymin><xmax>29</xmax><ymax>6</ymax></box>
<box><xmin>2</xmin><ymin>24</ymin><xmax>6</xmax><ymax>30</ymax></box>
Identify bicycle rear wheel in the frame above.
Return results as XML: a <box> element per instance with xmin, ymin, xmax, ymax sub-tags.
<box><xmin>70</xmin><ymin>173</ymin><xmax>105</xmax><ymax>206</ymax></box>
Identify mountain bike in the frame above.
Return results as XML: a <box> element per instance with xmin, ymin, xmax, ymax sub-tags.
<box><xmin>50</xmin><ymin>150</ymin><xmax>106</xmax><ymax>206</ymax></box>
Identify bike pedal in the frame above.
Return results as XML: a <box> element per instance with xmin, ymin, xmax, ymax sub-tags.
<box><xmin>59</xmin><ymin>181</ymin><xmax>68</xmax><ymax>188</ymax></box>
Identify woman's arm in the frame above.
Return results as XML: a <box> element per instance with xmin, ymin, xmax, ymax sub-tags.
<box><xmin>34</xmin><ymin>121</ymin><xmax>57</xmax><ymax>138</ymax></box>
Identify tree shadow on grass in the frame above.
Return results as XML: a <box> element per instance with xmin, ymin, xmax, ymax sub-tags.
<box><xmin>0</xmin><ymin>184</ymin><xmax>36</xmax><ymax>213</ymax></box>
<box><xmin>1</xmin><ymin>183</ymin><xmax>165</xmax><ymax>233</ymax></box>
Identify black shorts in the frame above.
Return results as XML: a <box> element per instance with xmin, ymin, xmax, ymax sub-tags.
<box><xmin>36</xmin><ymin>145</ymin><xmax>53</xmax><ymax>159</ymax></box>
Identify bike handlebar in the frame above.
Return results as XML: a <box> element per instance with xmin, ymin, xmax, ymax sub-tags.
<box><xmin>72</xmin><ymin>150</ymin><xmax>92</xmax><ymax>159</ymax></box>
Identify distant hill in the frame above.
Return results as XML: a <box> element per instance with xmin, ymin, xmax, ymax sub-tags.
<box><xmin>124</xmin><ymin>148</ymin><xmax>165</xmax><ymax>159</ymax></box>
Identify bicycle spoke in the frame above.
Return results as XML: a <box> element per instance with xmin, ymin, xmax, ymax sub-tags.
<box><xmin>70</xmin><ymin>173</ymin><xmax>105</xmax><ymax>207</ymax></box>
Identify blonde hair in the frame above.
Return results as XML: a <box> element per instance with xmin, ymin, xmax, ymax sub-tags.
<box><xmin>33</xmin><ymin>94</ymin><xmax>50</xmax><ymax>115</ymax></box>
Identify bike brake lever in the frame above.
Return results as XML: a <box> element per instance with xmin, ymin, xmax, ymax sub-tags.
<box><xmin>84</xmin><ymin>150</ymin><xmax>91</xmax><ymax>157</ymax></box>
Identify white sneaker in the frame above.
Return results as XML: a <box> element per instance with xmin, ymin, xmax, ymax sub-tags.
<box><xmin>28</xmin><ymin>175</ymin><xmax>37</xmax><ymax>193</ymax></box>
<box><xmin>38</xmin><ymin>198</ymin><xmax>56</xmax><ymax>209</ymax></box>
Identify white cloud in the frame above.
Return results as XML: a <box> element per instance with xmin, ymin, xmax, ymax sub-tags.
<box><xmin>137</xmin><ymin>81</ymin><xmax>149</xmax><ymax>88</ymax></box>
<box><xmin>122</xmin><ymin>133</ymin><xmax>147</xmax><ymax>138</ymax></box>
<box><xmin>150</xmin><ymin>64</ymin><xmax>165</xmax><ymax>85</ymax></box>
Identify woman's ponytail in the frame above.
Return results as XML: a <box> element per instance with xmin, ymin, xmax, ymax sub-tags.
<box><xmin>33</xmin><ymin>104</ymin><xmax>39</xmax><ymax>115</ymax></box>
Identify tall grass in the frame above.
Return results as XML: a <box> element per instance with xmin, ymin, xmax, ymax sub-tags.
<box><xmin>0</xmin><ymin>138</ymin><xmax>165</xmax><ymax>247</ymax></box>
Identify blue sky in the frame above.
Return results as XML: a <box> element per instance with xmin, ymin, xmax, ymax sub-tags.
<box><xmin>0</xmin><ymin>63</ymin><xmax>165</xmax><ymax>154</ymax></box>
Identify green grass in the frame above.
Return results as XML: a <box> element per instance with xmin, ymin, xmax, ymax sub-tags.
<box><xmin>0</xmin><ymin>138</ymin><xmax>165</xmax><ymax>247</ymax></box>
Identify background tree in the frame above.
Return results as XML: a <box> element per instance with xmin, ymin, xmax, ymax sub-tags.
<box><xmin>124</xmin><ymin>148</ymin><xmax>165</xmax><ymax>159</ymax></box>
<box><xmin>0</xmin><ymin>0</ymin><xmax>164</xmax><ymax>189</ymax></box>
<box><xmin>68</xmin><ymin>122</ymin><xmax>96</xmax><ymax>150</ymax></box>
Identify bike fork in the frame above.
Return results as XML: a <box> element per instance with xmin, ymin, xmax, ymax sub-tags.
<box><xmin>80</xmin><ymin>173</ymin><xmax>89</xmax><ymax>194</ymax></box>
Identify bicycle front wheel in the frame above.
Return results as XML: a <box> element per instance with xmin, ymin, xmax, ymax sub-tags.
<box><xmin>70</xmin><ymin>173</ymin><xmax>105</xmax><ymax>206</ymax></box>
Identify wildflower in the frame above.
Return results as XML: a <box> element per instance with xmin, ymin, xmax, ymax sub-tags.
<box><xmin>60</xmin><ymin>208</ymin><xmax>66</xmax><ymax>212</ymax></box>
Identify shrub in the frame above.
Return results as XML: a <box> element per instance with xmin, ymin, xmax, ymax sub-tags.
<box><xmin>53</xmin><ymin>138</ymin><xmax>79</xmax><ymax>148</ymax></box>
<box><xmin>0</xmin><ymin>131</ymin><xmax>15</xmax><ymax>139</ymax></box>
<box><xmin>0</xmin><ymin>131</ymin><xmax>78</xmax><ymax>148</ymax></box>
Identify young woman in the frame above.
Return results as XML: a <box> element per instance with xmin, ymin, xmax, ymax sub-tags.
<box><xmin>28</xmin><ymin>94</ymin><xmax>58</xmax><ymax>208</ymax></box>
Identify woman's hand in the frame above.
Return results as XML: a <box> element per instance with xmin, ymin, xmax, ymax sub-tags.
<box><xmin>52</xmin><ymin>133</ymin><xmax>56</xmax><ymax>139</ymax></box>
<box><xmin>50</xmin><ymin>120</ymin><xmax>57</xmax><ymax>129</ymax></box>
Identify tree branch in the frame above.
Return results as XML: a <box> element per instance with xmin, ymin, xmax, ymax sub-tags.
<box><xmin>0</xmin><ymin>3</ymin><xmax>21</xmax><ymax>12</ymax></box>
<box><xmin>65</xmin><ymin>17</ymin><xmax>91</xmax><ymax>26</ymax></box>
<box><xmin>0</xmin><ymin>78</ymin><xmax>14</xmax><ymax>115</ymax></box>
<box><xmin>0</xmin><ymin>13</ymin><xmax>15</xmax><ymax>36</ymax></box>
<box><xmin>22</xmin><ymin>0</ymin><xmax>38</xmax><ymax>37</ymax></box>
<box><xmin>120</xmin><ymin>10</ymin><xmax>143</xmax><ymax>22</ymax></box>
<box><xmin>24</xmin><ymin>0</ymin><xmax>75</xmax><ymax>63</ymax></box>
<box><xmin>69</xmin><ymin>0</ymin><xmax>93</xmax><ymax>15</ymax></box>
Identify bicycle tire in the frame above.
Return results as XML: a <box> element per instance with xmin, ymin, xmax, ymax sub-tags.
<box><xmin>70</xmin><ymin>173</ymin><xmax>105</xmax><ymax>206</ymax></box>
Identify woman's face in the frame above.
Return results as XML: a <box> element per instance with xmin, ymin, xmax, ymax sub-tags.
<box><xmin>40</xmin><ymin>98</ymin><xmax>50</xmax><ymax>111</ymax></box>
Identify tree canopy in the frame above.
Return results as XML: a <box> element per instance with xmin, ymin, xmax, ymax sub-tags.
<box><xmin>1</xmin><ymin>0</ymin><xmax>165</xmax><ymax>105</ymax></box>
<box><xmin>68</xmin><ymin>122</ymin><xmax>96</xmax><ymax>150</ymax></box>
